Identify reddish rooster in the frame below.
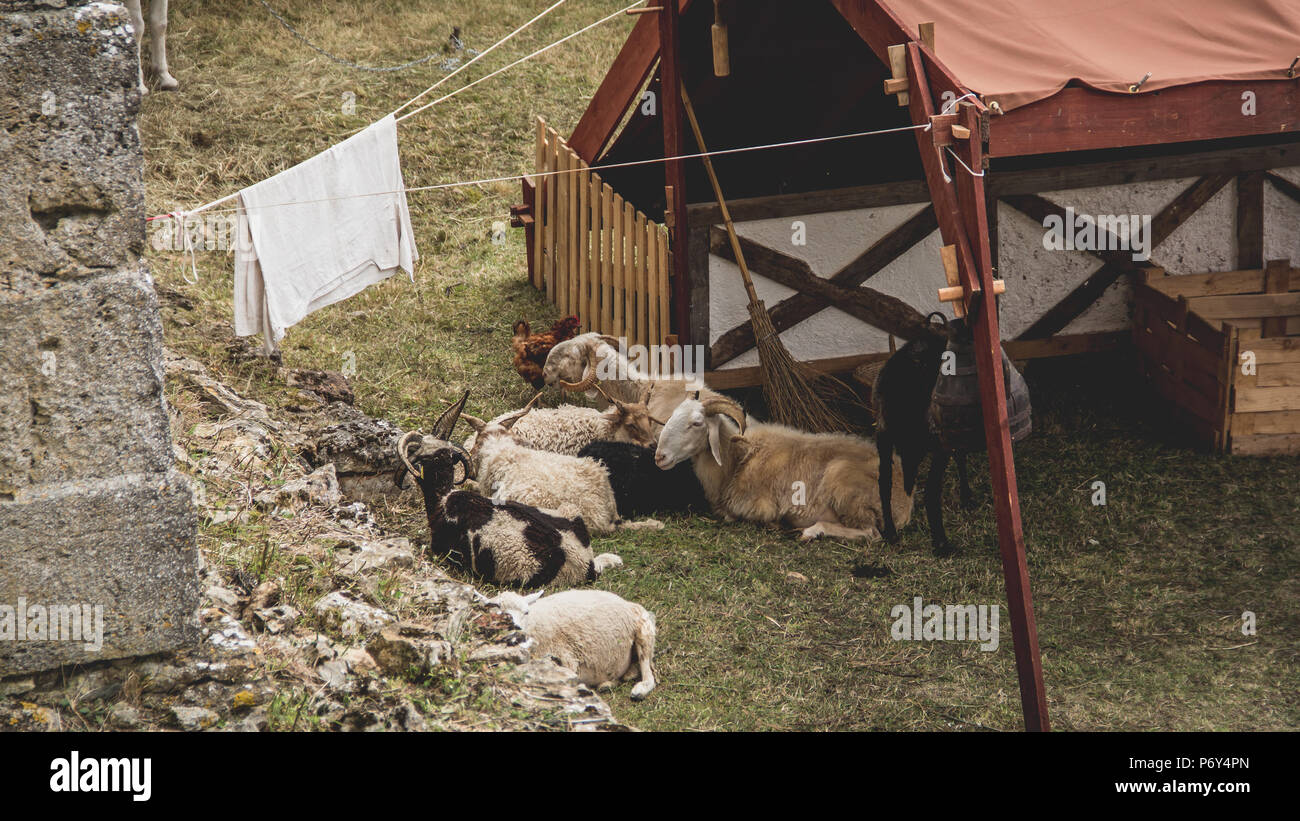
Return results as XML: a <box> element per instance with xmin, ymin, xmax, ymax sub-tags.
<box><xmin>512</xmin><ymin>316</ymin><xmax>581</xmax><ymax>389</ymax></box>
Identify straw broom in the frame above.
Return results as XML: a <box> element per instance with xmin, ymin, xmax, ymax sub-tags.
<box><xmin>679</xmin><ymin>85</ymin><xmax>851</xmax><ymax>433</ymax></box>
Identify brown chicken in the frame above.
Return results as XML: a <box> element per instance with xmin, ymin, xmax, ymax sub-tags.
<box><xmin>511</xmin><ymin>316</ymin><xmax>581</xmax><ymax>389</ymax></box>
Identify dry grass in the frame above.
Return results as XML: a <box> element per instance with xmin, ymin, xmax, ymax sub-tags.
<box><xmin>143</xmin><ymin>0</ymin><xmax>1298</xmax><ymax>731</ymax></box>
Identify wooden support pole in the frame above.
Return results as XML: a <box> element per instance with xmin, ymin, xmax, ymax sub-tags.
<box><xmin>905</xmin><ymin>44</ymin><xmax>1050</xmax><ymax>732</ymax></box>
<box><xmin>658</xmin><ymin>0</ymin><xmax>692</xmax><ymax>344</ymax></box>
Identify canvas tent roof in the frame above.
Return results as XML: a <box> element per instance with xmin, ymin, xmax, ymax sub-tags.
<box><xmin>885</xmin><ymin>0</ymin><xmax>1300</xmax><ymax>111</ymax></box>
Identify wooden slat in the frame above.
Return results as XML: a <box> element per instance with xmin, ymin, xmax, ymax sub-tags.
<box><xmin>1143</xmin><ymin>269</ymin><xmax>1270</xmax><ymax>298</ymax></box>
<box><xmin>1188</xmin><ymin>292</ymin><xmax>1300</xmax><ymax>320</ymax></box>
<box><xmin>1232</xmin><ymin>410</ymin><xmax>1300</xmax><ymax>436</ymax></box>
<box><xmin>1255</xmin><ymin>363</ymin><xmax>1300</xmax><ymax>388</ymax></box>
<box><xmin>533</xmin><ymin>117</ymin><xmax>547</xmax><ymax>289</ymax></box>
<box><xmin>1262</xmin><ymin>259</ymin><xmax>1293</xmax><ymax>338</ymax></box>
<box><xmin>658</xmin><ymin>228</ymin><xmax>671</xmax><ymax>347</ymax></box>
<box><xmin>602</xmin><ymin>183</ymin><xmax>615</xmax><ymax>334</ymax></box>
<box><xmin>545</xmin><ymin>132</ymin><xmax>560</xmax><ymax>300</ymax></box>
<box><xmin>635</xmin><ymin>210</ymin><xmax>647</xmax><ymax>347</ymax></box>
<box><xmin>647</xmin><ymin>220</ymin><xmax>659</xmax><ymax>347</ymax></box>
<box><xmin>1237</xmin><ymin>334</ymin><xmax>1300</xmax><ymax>363</ymax></box>
<box><xmin>577</xmin><ymin>162</ymin><xmax>590</xmax><ymax>332</ymax></box>
<box><xmin>624</xmin><ymin>199</ymin><xmax>636</xmax><ymax>344</ymax></box>
<box><xmin>1230</xmin><ymin>433</ymin><xmax>1300</xmax><ymax>456</ymax></box>
<box><xmin>1235</xmin><ymin>386</ymin><xmax>1300</xmax><ymax>413</ymax></box>
<box><xmin>612</xmin><ymin>192</ymin><xmax>625</xmax><ymax>339</ymax></box>
<box><xmin>589</xmin><ymin>172</ymin><xmax>602</xmax><ymax>333</ymax></box>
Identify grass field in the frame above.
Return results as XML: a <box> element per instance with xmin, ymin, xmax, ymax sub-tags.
<box><xmin>142</xmin><ymin>0</ymin><xmax>1298</xmax><ymax>731</ymax></box>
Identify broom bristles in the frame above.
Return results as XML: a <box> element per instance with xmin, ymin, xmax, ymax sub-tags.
<box><xmin>748</xmin><ymin>301</ymin><xmax>853</xmax><ymax>434</ymax></box>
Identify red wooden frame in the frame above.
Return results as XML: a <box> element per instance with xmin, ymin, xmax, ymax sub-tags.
<box><xmin>991</xmin><ymin>80</ymin><xmax>1300</xmax><ymax>158</ymax></box>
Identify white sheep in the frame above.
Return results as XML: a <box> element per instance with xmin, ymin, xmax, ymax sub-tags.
<box><xmin>463</xmin><ymin>400</ymin><xmax>656</xmax><ymax>456</ymax></box>
<box><xmin>492</xmin><ymin>589</ymin><xmax>657</xmax><ymax>700</ymax></box>
<box><xmin>654</xmin><ymin>395</ymin><xmax>913</xmax><ymax>542</ymax></box>
<box><xmin>462</xmin><ymin>409</ymin><xmax>663</xmax><ymax>535</ymax></box>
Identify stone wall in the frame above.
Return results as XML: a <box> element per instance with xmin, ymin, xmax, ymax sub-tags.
<box><xmin>0</xmin><ymin>0</ymin><xmax>199</xmax><ymax>676</ymax></box>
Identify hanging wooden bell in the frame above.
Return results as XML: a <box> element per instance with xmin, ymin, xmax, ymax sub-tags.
<box><xmin>712</xmin><ymin>0</ymin><xmax>730</xmax><ymax>77</ymax></box>
<box><xmin>929</xmin><ymin>328</ymin><xmax>1032</xmax><ymax>452</ymax></box>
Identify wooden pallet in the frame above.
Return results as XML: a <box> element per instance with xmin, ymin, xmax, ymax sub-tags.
<box><xmin>1134</xmin><ymin>260</ymin><xmax>1300</xmax><ymax>455</ymax></box>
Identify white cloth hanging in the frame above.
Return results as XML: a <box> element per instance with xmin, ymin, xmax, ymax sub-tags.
<box><xmin>234</xmin><ymin>114</ymin><xmax>417</xmax><ymax>353</ymax></box>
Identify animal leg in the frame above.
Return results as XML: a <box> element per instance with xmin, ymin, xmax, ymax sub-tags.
<box><xmin>618</xmin><ymin>518</ymin><xmax>664</xmax><ymax>531</ymax></box>
<box><xmin>591</xmin><ymin>553</ymin><xmax>623</xmax><ymax>575</ymax></box>
<box><xmin>876</xmin><ymin>430</ymin><xmax>898</xmax><ymax>542</ymax></box>
<box><xmin>800</xmin><ymin>521</ymin><xmax>880</xmax><ymax>542</ymax></box>
<box><xmin>125</xmin><ymin>0</ymin><xmax>147</xmax><ymax>94</ymax></box>
<box><xmin>148</xmin><ymin>0</ymin><xmax>178</xmax><ymax>90</ymax></box>
<box><xmin>629</xmin><ymin>615</ymin><xmax>657</xmax><ymax>700</ymax></box>
<box><xmin>955</xmin><ymin>450</ymin><xmax>974</xmax><ymax>510</ymax></box>
<box><xmin>926</xmin><ymin>447</ymin><xmax>955</xmax><ymax>556</ymax></box>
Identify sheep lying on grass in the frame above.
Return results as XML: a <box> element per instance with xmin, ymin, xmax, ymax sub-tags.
<box><xmin>492</xmin><ymin>589</ymin><xmax>657</xmax><ymax>700</ymax></box>
<box><xmin>462</xmin><ymin>407</ymin><xmax>663</xmax><ymax>535</ymax></box>
<box><xmin>654</xmin><ymin>395</ymin><xmax>912</xmax><ymax>542</ymax></box>
<box><xmin>463</xmin><ymin>399</ymin><xmax>656</xmax><ymax>456</ymax></box>
<box><xmin>578</xmin><ymin>440</ymin><xmax>708</xmax><ymax>517</ymax></box>
<box><xmin>395</xmin><ymin>393</ymin><xmax>621</xmax><ymax>588</ymax></box>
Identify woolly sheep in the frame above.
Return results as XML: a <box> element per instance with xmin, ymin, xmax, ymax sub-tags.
<box><xmin>462</xmin><ymin>408</ymin><xmax>663</xmax><ymax>535</ymax></box>
<box><xmin>492</xmin><ymin>589</ymin><xmax>657</xmax><ymax>700</ymax></box>
<box><xmin>654</xmin><ymin>396</ymin><xmax>913</xmax><ymax>541</ymax></box>
<box><xmin>395</xmin><ymin>394</ymin><xmax>621</xmax><ymax>588</ymax></box>
<box><xmin>462</xmin><ymin>400</ymin><xmax>656</xmax><ymax>456</ymax></box>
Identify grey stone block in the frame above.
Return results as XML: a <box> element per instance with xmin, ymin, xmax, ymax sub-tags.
<box><xmin>0</xmin><ymin>468</ymin><xmax>199</xmax><ymax>676</ymax></box>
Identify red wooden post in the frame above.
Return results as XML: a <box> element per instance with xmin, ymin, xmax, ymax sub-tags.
<box><xmin>658</xmin><ymin>0</ymin><xmax>692</xmax><ymax>344</ymax></box>
<box><xmin>905</xmin><ymin>44</ymin><xmax>1050</xmax><ymax>731</ymax></box>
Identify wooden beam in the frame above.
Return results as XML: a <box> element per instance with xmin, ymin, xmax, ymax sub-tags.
<box><xmin>568</xmin><ymin>0</ymin><xmax>696</xmax><ymax>162</ymax></box>
<box><xmin>1237</xmin><ymin>172</ymin><xmax>1264</xmax><ymax>269</ymax></box>
<box><xmin>708</xmin><ymin>227</ymin><xmax>936</xmax><ymax>340</ymax></box>
<box><xmin>1006</xmin><ymin>174</ymin><xmax>1234</xmax><ymax>339</ymax></box>
<box><xmin>658</xmin><ymin>2</ymin><xmax>692</xmax><ymax>345</ymax></box>
<box><xmin>828</xmin><ymin>0</ymin><xmax>979</xmax><ymax>113</ymax></box>
<box><xmin>989</xmin><ymin>81</ymin><xmax>1300</xmax><ymax>158</ymax></box>
<box><xmin>686</xmin><ymin>179</ymin><xmax>931</xmax><ymax>226</ymax></box>
<box><xmin>709</xmin><ymin>204</ymin><xmax>938</xmax><ymax>366</ymax></box>
<box><xmin>1266</xmin><ymin>169</ymin><xmax>1300</xmax><ymax>206</ymax></box>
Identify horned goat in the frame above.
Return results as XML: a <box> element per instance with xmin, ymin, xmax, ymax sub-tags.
<box><xmin>654</xmin><ymin>396</ymin><xmax>913</xmax><ymax>542</ymax></box>
<box><xmin>491</xmin><ymin>589</ymin><xmax>657</xmax><ymax>700</ymax></box>
<box><xmin>542</xmin><ymin>332</ymin><xmax>723</xmax><ymax>425</ymax></box>
<box><xmin>395</xmin><ymin>393</ymin><xmax>621</xmax><ymax>588</ymax></box>
<box><xmin>462</xmin><ymin>406</ymin><xmax>663</xmax><ymax>535</ymax></box>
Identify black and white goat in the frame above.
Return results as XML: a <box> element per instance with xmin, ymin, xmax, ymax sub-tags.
<box><xmin>395</xmin><ymin>393</ymin><xmax>622</xmax><ymax>588</ymax></box>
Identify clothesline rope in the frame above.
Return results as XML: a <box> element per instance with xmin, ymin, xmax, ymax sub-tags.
<box><xmin>387</xmin><ymin>0</ymin><xmax>570</xmax><ymax>119</ymax></box>
<box><xmin>395</xmin><ymin>1</ymin><xmax>642</xmax><ymax>122</ymax></box>
<box><xmin>147</xmin><ymin>122</ymin><xmax>934</xmax><ymax>222</ymax></box>
<box><xmin>156</xmin><ymin>1</ymin><xmax>632</xmax><ymax>220</ymax></box>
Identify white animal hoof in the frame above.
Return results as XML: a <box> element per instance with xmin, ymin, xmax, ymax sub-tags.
<box><xmin>620</xmin><ymin>518</ymin><xmax>664</xmax><ymax>531</ymax></box>
<box><xmin>630</xmin><ymin>680</ymin><xmax>655</xmax><ymax>700</ymax></box>
<box><xmin>593</xmin><ymin>553</ymin><xmax>623</xmax><ymax>574</ymax></box>
<box><xmin>800</xmin><ymin>523</ymin><xmax>826</xmax><ymax>542</ymax></box>
<box><xmin>157</xmin><ymin>73</ymin><xmax>179</xmax><ymax>91</ymax></box>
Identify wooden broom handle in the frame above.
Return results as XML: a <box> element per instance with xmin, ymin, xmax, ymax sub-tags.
<box><xmin>679</xmin><ymin>84</ymin><xmax>762</xmax><ymax>305</ymax></box>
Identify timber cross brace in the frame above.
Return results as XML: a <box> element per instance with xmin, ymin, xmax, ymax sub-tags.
<box><xmin>900</xmin><ymin>34</ymin><xmax>1051</xmax><ymax>732</ymax></box>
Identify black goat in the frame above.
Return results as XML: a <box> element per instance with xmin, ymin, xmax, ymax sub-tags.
<box><xmin>872</xmin><ymin>317</ymin><xmax>973</xmax><ymax>556</ymax></box>
<box><xmin>577</xmin><ymin>440</ymin><xmax>708</xmax><ymax>517</ymax></box>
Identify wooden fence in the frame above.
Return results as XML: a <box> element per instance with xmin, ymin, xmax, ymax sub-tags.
<box><xmin>530</xmin><ymin>117</ymin><xmax>672</xmax><ymax>347</ymax></box>
<box><xmin>1134</xmin><ymin>261</ymin><xmax>1300</xmax><ymax>455</ymax></box>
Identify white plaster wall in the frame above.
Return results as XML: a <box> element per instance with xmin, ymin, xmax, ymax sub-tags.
<box><xmin>708</xmin><ymin>168</ymin><xmax>1296</xmax><ymax>369</ymax></box>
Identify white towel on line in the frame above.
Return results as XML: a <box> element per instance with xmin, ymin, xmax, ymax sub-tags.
<box><xmin>234</xmin><ymin>114</ymin><xmax>417</xmax><ymax>353</ymax></box>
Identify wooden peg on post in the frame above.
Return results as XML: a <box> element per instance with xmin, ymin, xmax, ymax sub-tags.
<box><xmin>884</xmin><ymin>44</ymin><xmax>909</xmax><ymax>105</ymax></box>
<box><xmin>711</xmin><ymin>0</ymin><xmax>730</xmax><ymax>77</ymax></box>
<box><xmin>939</xmin><ymin>243</ymin><xmax>964</xmax><ymax>317</ymax></box>
<box><xmin>918</xmin><ymin>21</ymin><xmax>935</xmax><ymax>53</ymax></box>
